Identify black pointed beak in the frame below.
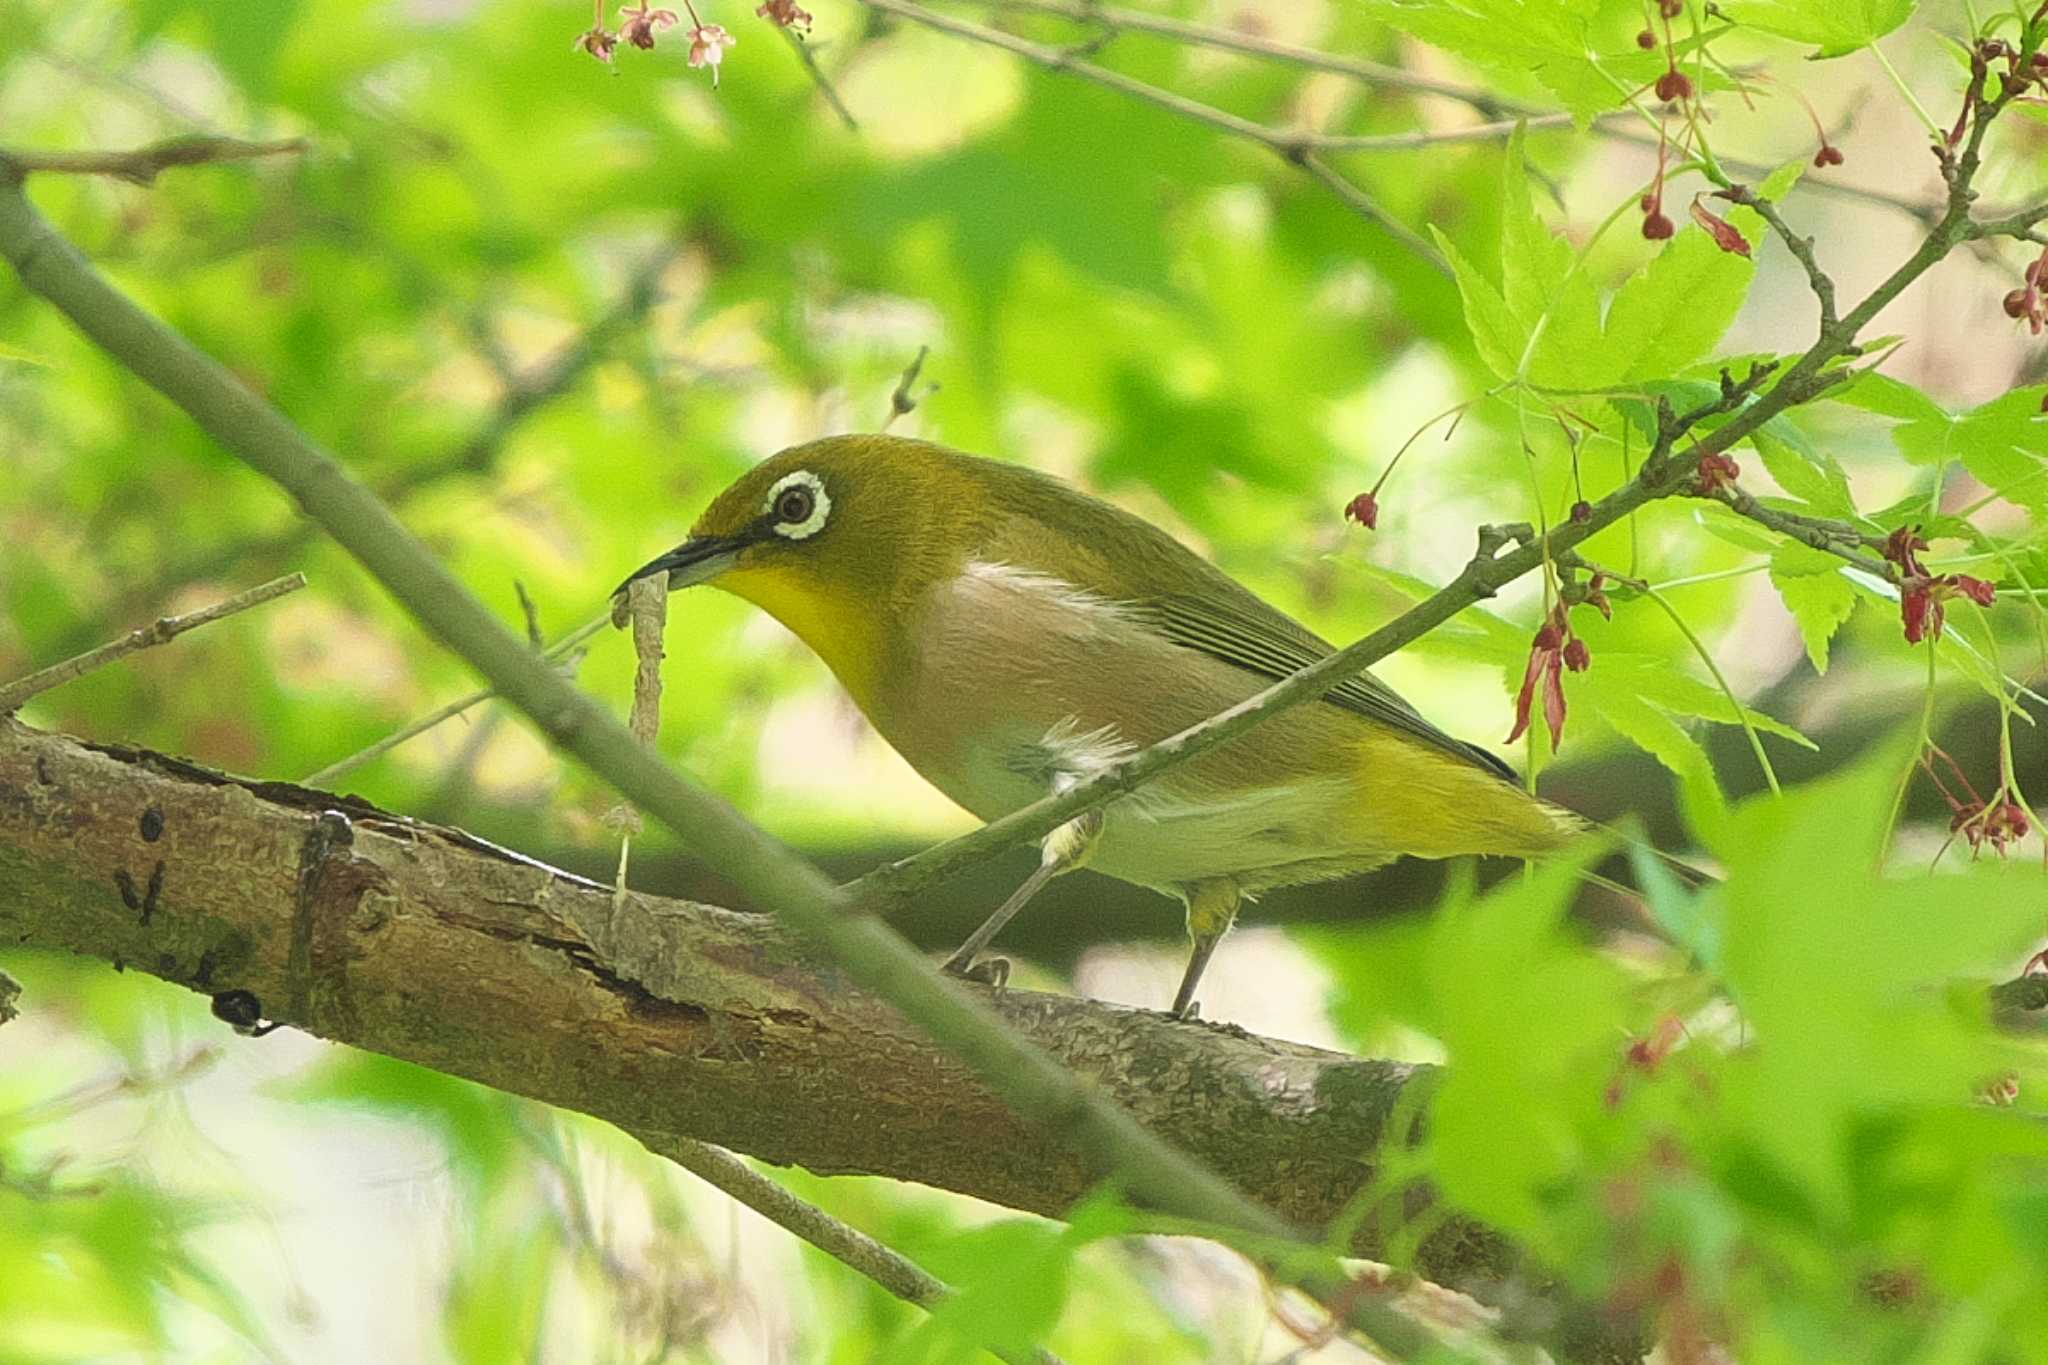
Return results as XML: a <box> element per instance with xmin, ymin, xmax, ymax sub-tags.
<box><xmin>614</xmin><ymin>533</ymin><xmax>748</xmax><ymax>597</ymax></box>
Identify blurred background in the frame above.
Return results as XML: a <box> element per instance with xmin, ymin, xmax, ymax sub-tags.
<box><xmin>3</xmin><ymin>0</ymin><xmax>2045</xmax><ymax>1360</ymax></box>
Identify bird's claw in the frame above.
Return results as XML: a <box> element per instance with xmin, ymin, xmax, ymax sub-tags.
<box><xmin>941</xmin><ymin>953</ymin><xmax>1011</xmax><ymax>990</ymax></box>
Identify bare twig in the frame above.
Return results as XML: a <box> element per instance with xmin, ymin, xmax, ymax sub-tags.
<box><xmin>1968</xmin><ymin>200</ymin><xmax>2048</xmax><ymax>243</ymax></box>
<box><xmin>1704</xmin><ymin>485</ymin><xmax>1889</xmax><ymax>577</ymax></box>
<box><xmin>967</xmin><ymin>0</ymin><xmax>1530</xmax><ymax>110</ymax></box>
<box><xmin>0</xmin><ymin>573</ymin><xmax>305</xmax><ymax>713</ymax></box>
<box><xmin>781</xmin><ymin>28</ymin><xmax>861</xmax><ymax>130</ymax></box>
<box><xmin>857</xmin><ymin>0</ymin><xmax>1443</xmax><ymax>272</ymax></box>
<box><xmin>301</xmin><ymin>613</ymin><xmax>610</xmax><ymax>786</ymax></box>
<box><xmin>0</xmin><ymin>135</ymin><xmax>307</xmax><ymax>186</ymax></box>
<box><xmin>1723</xmin><ymin>183</ymin><xmax>1839</xmax><ymax>328</ymax></box>
<box><xmin>964</xmin><ymin>0</ymin><xmax>1945</xmax><ymax>222</ymax></box>
<box><xmin>514</xmin><ymin>580</ymin><xmax>547</xmax><ymax>649</ymax></box>
<box><xmin>882</xmin><ymin>344</ymin><xmax>934</xmax><ymax>429</ymax></box>
<box><xmin>1310</xmin><ymin>112</ymin><xmax>1592</xmax><ymax>151</ymax></box>
<box><xmin>648</xmin><ymin>1134</ymin><xmax>947</xmax><ymax>1307</ymax></box>
<box><xmin>1295</xmin><ymin>152</ymin><xmax>1449</xmax><ymax>274</ymax></box>
<box><xmin>640</xmin><ymin>1132</ymin><xmax>1060</xmax><ymax>1365</ymax></box>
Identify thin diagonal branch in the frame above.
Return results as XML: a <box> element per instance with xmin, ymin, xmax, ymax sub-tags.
<box><xmin>641</xmin><ymin>1133</ymin><xmax>1058</xmax><ymax>1365</ymax></box>
<box><xmin>386</xmin><ymin>231</ymin><xmax>692</xmax><ymax>497</ymax></box>
<box><xmin>0</xmin><ymin>573</ymin><xmax>305</xmax><ymax>713</ymax></box>
<box><xmin>1295</xmin><ymin>152</ymin><xmax>1447</xmax><ymax>271</ymax></box>
<box><xmin>300</xmin><ymin>613</ymin><xmax>611</xmax><ymax>786</ymax></box>
<box><xmin>1310</xmin><ymin>112</ymin><xmax>1588</xmax><ymax>151</ymax></box>
<box><xmin>781</xmin><ymin>28</ymin><xmax>861</xmax><ymax>130</ymax></box>
<box><xmin>963</xmin><ymin>0</ymin><xmax>1945</xmax><ymax>222</ymax></box>
<box><xmin>1703</xmin><ymin>486</ymin><xmax>1889</xmax><ymax>578</ymax></box>
<box><xmin>968</xmin><ymin>0</ymin><xmax>1533</xmax><ymax>110</ymax></box>
<box><xmin>882</xmin><ymin>343</ymin><xmax>933</xmax><ymax>430</ymax></box>
<box><xmin>857</xmin><ymin>0</ymin><xmax>1449</xmax><ymax>275</ymax></box>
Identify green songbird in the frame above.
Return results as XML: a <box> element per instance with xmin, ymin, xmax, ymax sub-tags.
<box><xmin>620</xmin><ymin>434</ymin><xmax>1579</xmax><ymax>1018</ymax></box>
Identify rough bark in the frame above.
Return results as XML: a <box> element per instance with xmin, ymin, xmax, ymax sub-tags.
<box><xmin>0</xmin><ymin>718</ymin><xmax>1520</xmax><ymax>1296</ymax></box>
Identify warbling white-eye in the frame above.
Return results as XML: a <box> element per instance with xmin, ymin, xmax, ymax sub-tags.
<box><xmin>620</xmin><ymin>435</ymin><xmax>1578</xmax><ymax>1018</ymax></box>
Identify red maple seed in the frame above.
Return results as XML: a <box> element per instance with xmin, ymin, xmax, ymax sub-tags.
<box><xmin>1689</xmin><ymin>198</ymin><xmax>1750</xmax><ymax>257</ymax></box>
<box><xmin>1642</xmin><ymin>210</ymin><xmax>1675</xmax><ymax>240</ymax></box>
<box><xmin>1902</xmin><ymin>577</ymin><xmax>1938</xmax><ymax>644</ymax></box>
<box><xmin>1507</xmin><ymin>603</ymin><xmax>1594</xmax><ymax>749</ymax></box>
<box><xmin>1343</xmin><ymin>491</ymin><xmax>1379</xmax><ymax>530</ymax></box>
<box><xmin>1654</xmin><ymin>68</ymin><xmax>1694</xmax><ymax>102</ymax></box>
<box><xmin>1571</xmin><ymin>499</ymin><xmax>1593</xmax><ymax>524</ymax></box>
<box><xmin>1636</xmin><ymin>28</ymin><xmax>1657</xmax><ymax>49</ymax></box>
<box><xmin>1813</xmin><ymin>143</ymin><xmax>1845</xmax><ymax>168</ymax></box>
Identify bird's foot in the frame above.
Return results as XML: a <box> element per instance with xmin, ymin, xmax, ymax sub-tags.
<box><xmin>941</xmin><ymin>953</ymin><xmax>1011</xmax><ymax>990</ymax></box>
<box><xmin>1169</xmin><ymin>998</ymin><xmax>1202</xmax><ymax>1023</ymax></box>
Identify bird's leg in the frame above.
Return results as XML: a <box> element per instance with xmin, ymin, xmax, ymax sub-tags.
<box><xmin>1170</xmin><ymin>879</ymin><xmax>1242</xmax><ymax>1021</ymax></box>
<box><xmin>941</xmin><ymin>807</ymin><xmax>1102</xmax><ymax>983</ymax></box>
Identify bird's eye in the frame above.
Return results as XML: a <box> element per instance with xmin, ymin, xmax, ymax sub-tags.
<box><xmin>763</xmin><ymin>471</ymin><xmax>831</xmax><ymax>540</ymax></box>
<box><xmin>774</xmin><ymin>485</ymin><xmax>815</xmax><ymax>524</ymax></box>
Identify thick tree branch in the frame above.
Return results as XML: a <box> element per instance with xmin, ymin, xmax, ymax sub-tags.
<box><xmin>0</xmin><ymin>719</ymin><xmax>1506</xmax><ymax>1300</ymax></box>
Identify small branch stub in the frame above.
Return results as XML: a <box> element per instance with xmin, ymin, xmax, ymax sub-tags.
<box><xmin>882</xmin><ymin>344</ymin><xmax>935</xmax><ymax>430</ymax></box>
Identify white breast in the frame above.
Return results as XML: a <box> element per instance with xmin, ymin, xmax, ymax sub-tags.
<box><xmin>896</xmin><ymin>561</ymin><xmax>1379</xmax><ymax>895</ymax></box>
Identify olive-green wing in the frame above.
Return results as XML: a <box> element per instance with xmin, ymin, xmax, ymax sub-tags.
<box><xmin>1127</xmin><ymin>593</ymin><xmax>1518</xmax><ymax>782</ymax></box>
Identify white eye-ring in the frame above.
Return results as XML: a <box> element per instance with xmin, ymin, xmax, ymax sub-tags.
<box><xmin>763</xmin><ymin>470</ymin><xmax>831</xmax><ymax>540</ymax></box>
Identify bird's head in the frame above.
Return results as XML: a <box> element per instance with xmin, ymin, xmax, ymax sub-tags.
<box><xmin>617</xmin><ymin>434</ymin><xmax>982</xmax><ymax>708</ymax></box>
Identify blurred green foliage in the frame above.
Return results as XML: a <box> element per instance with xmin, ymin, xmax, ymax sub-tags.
<box><xmin>4</xmin><ymin>0</ymin><xmax>2048</xmax><ymax>1360</ymax></box>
